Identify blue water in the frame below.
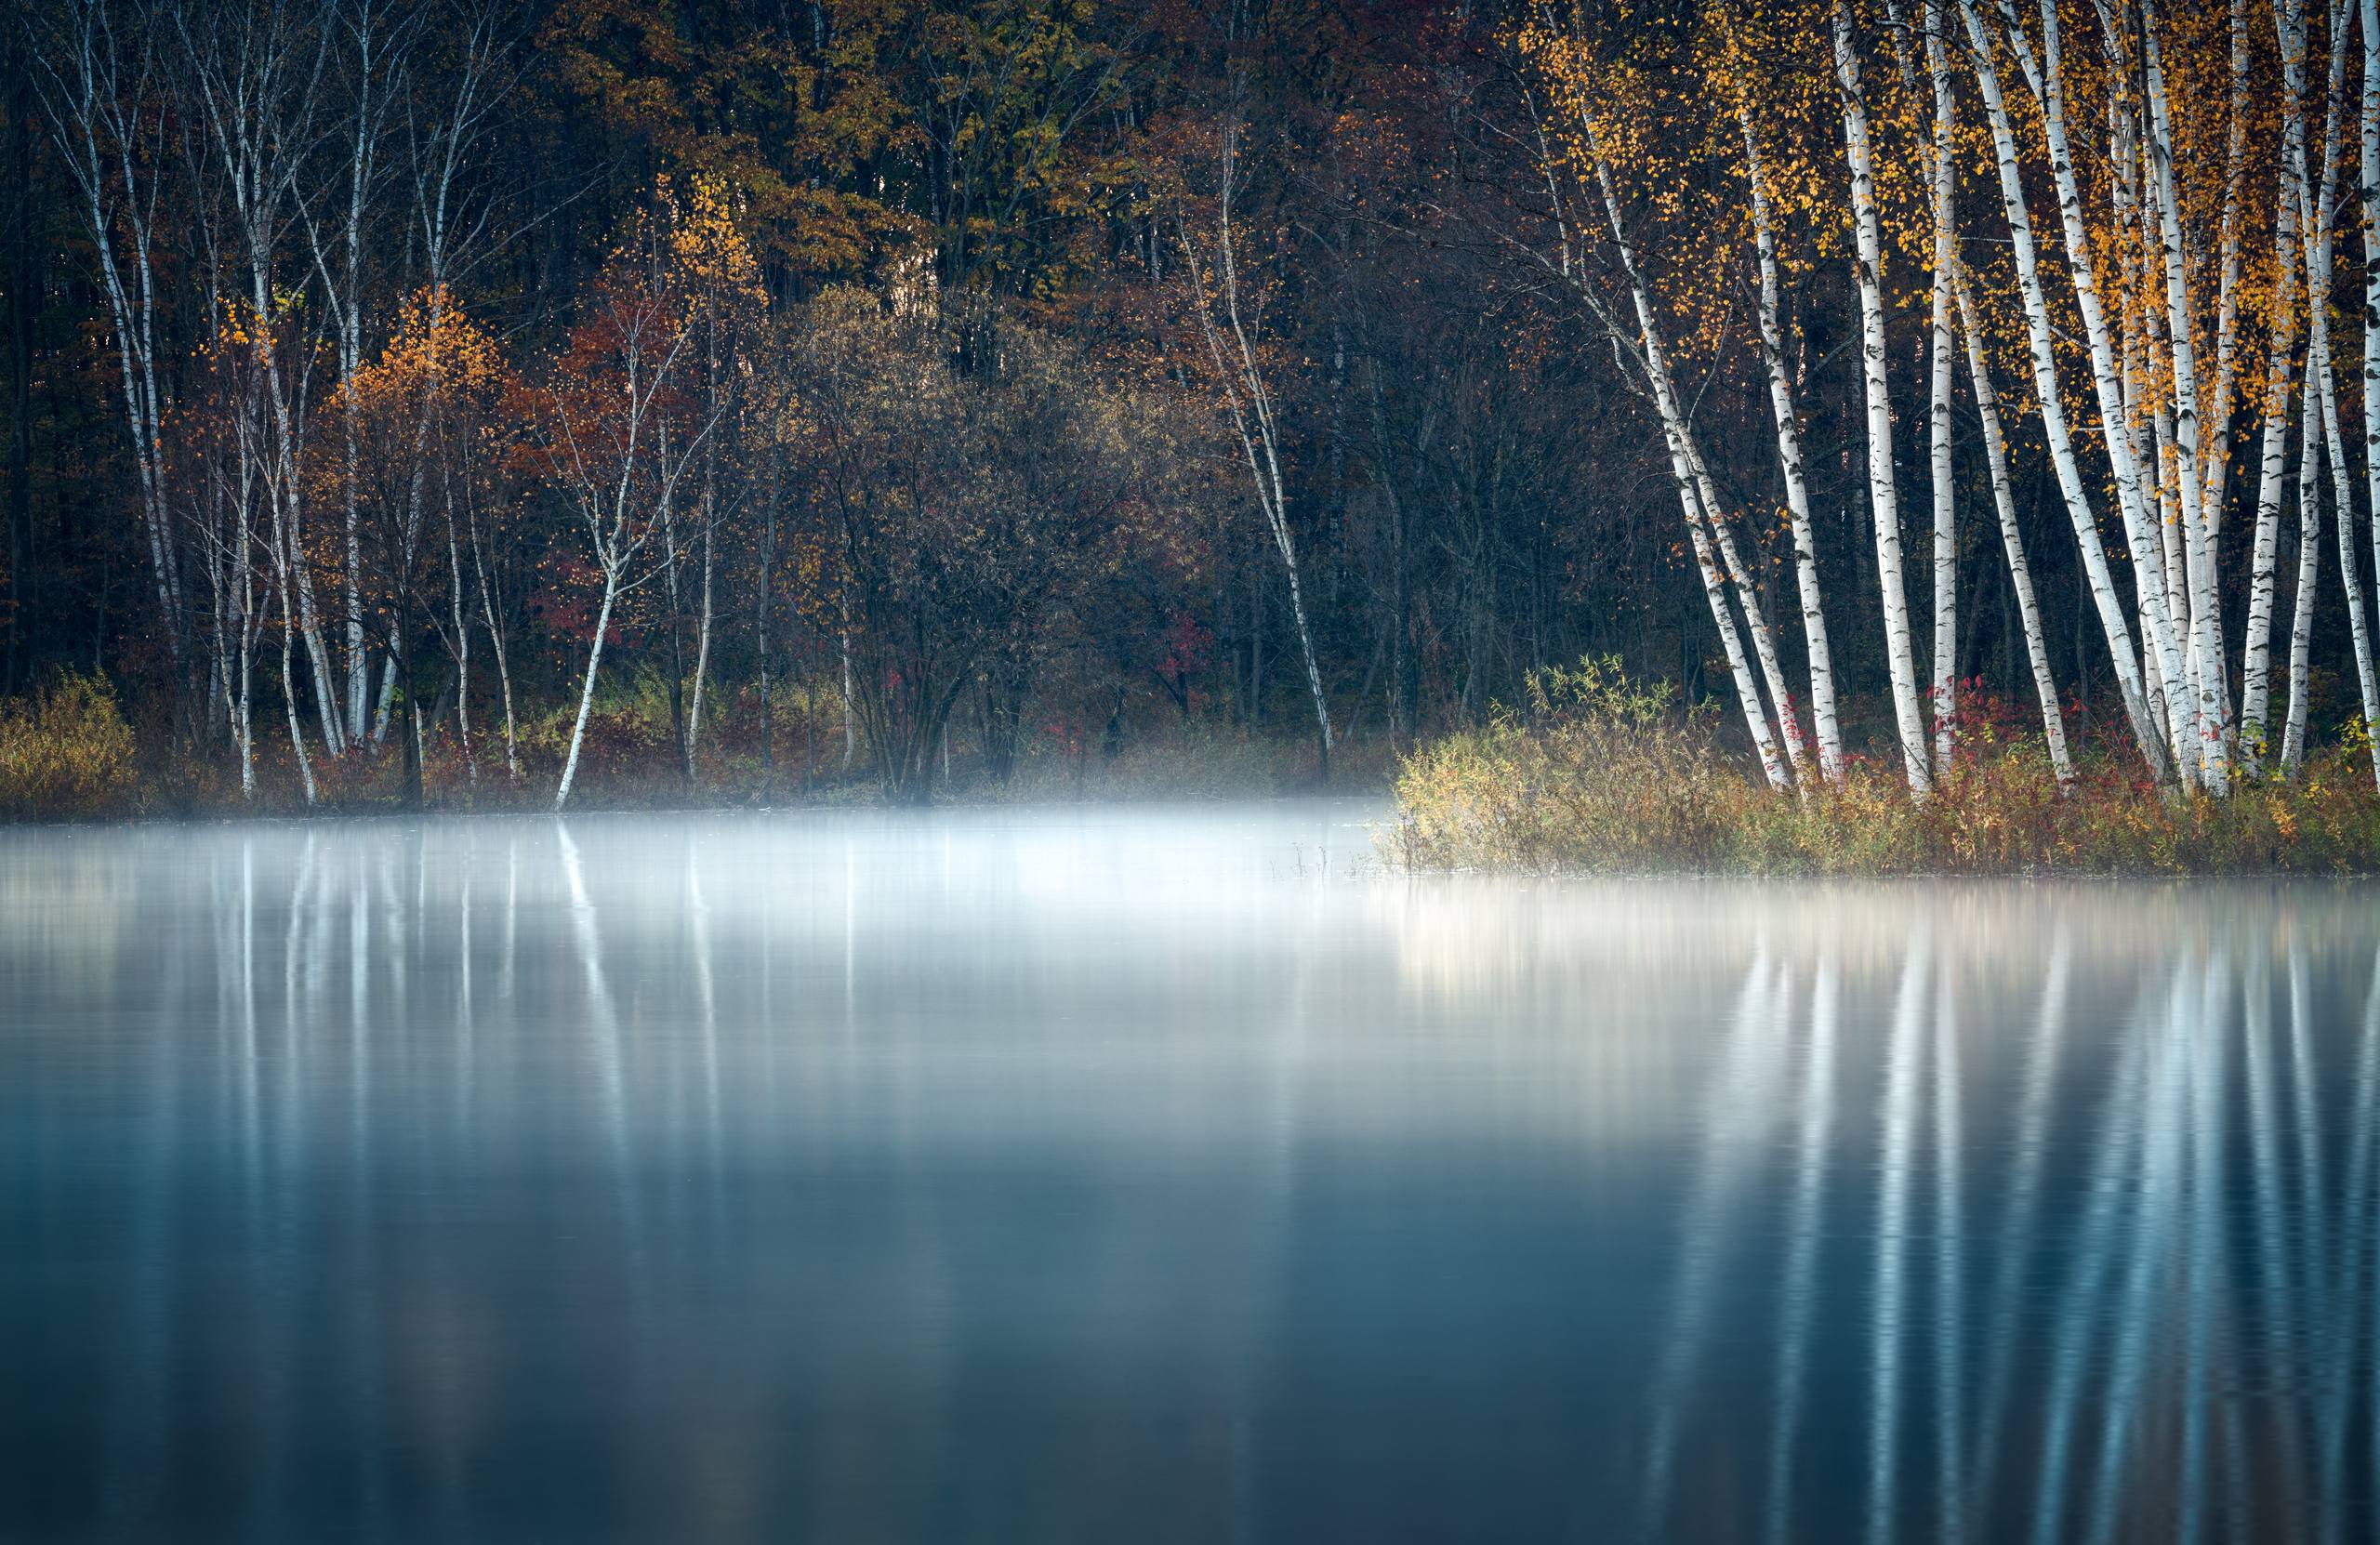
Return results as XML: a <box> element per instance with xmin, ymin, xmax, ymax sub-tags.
<box><xmin>2</xmin><ymin>803</ymin><xmax>2375</xmax><ymax>1541</ymax></box>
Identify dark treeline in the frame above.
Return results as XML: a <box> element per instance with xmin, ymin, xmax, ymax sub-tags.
<box><xmin>4</xmin><ymin>0</ymin><xmax>2376</xmax><ymax>809</ymax></box>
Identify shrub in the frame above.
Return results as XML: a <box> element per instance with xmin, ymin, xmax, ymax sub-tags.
<box><xmin>0</xmin><ymin>673</ymin><xmax>140</xmax><ymax>819</ymax></box>
<box><xmin>1393</xmin><ymin>656</ymin><xmax>1756</xmax><ymax>872</ymax></box>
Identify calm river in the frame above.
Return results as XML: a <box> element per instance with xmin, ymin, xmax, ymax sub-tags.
<box><xmin>2</xmin><ymin>803</ymin><xmax>2376</xmax><ymax>1541</ymax></box>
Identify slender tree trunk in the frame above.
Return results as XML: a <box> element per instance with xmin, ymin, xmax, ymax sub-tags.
<box><xmin>556</xmin><ymin>569</ymin><xmax>620</xmax><ymax>812</ymax></box>
<box><xmin>759</xmin><ymin>475</ymin><xmax>775</xmax><ymax>795</ymax></box>
<box><xmin>398</xmin><ymin>614</ymin><xmax>421</xmax><ymax>809</ymax></box>
<box><xmin>2241</xmin><ymin>179</ymin><xmax>2303</xmax><ymax>761</ymax></box>
<box><xmin>1737</xmin><ymin>101</ymin><xmax>1842</xmax><ymax>779</ymax></box>
<box><xmin>1955</xmin><ymin>270</ymin><xmax>2074</xmax><ymax>784</ymax></box>
<box><xmin>2194</xmin><ymin>0</ymin><xmax>2252</xmax><ymax>747</ymax></box>
<box><xmin>468</xmin><ymin>515</ymin><xmax>518</xmax><ymax>782</ymax></box>
<box><xmin>233</xmin><ymin>472</ymin><xmax>257</xmax><ymax>795</ymax></box>
<box><xmin>1573</xmin><ymin>115</ymin><xmax>1790</xmax><ymax>785</ymax></box>
<box><xmin>2321</xmin><ymin>335</ymin><xmax>2380</xmax><ymax>742</ymax></box>
<box><xmin>687</xmin><ymin>488</ymin><xmax>715</xmax><ymax>784</ymax></box>
<box><xmin>660</xmin><ymin>481</ymin><xmax>689</xmax><ymax>786</ymax></box>
<box><xmin>447</xmin><ymin>489</ymin><xmax>475</xmax><ymax>791</ymax></box>
<box><xmin>372</xmin><ymin>654</ymin><xmax>394</xmax><ymax>743</ymax></box>
<box><xmin>1177</xmin><ymin>136</ymin><xmax>1334</xmax><ymax>779</ymax></box>
<box><xmin>1926</xmin><ymin>0</ymin><xmax>1959</xmax><ymax>772</ymax></box>
<box><xmin>1958</xmin><ymin>0</ymin><xmax>2172</xmax><ymax>781</ymax></box>
<box><xmin>2361</xmin><ymin>0</ymin><xmax>2380</xmax><ymax>786</ymax></box>
<box><xmin>1999</xmin><ymin>0</ymin><xmax>2196</xmax><ymax>772</ymax></box>
<box><xmin>840</xmin><ymin>620</ymin><xmax>854</xmax><ymax>770</ymax></box>
<box><xmin>2278</xmin><ymin>0</ymin><xmax>2329</xmax><ymax>772</ymax></box>
<box><xmin>2283</xmin><ymin>377</ymin><xmax>2325</xmax><ymax>771</ymax></box>
<box><xmin>1680</xmin><ymin>434</ymin><xmax>1808</xmax><ymax>772</ymax></box>
<box><xmin>2143</xmin><ymin>0</ymin><xmax>2229</xmax><ymax>788</ymax></box>
<box><xmin>276</xmin><ymin>563</ymin><xmax>316</xmax><ymax>807</ymax></box>
<box><xmin>1835</xmin><ymin>0</ymin><xmax>1930</xmax><ymax>795</ymax></box>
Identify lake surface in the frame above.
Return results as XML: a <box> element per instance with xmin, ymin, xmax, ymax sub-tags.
<box><xmin>2</xmin><ymin>803</ymin><xmax>2377</xmax><ymax>1542</ymax></box>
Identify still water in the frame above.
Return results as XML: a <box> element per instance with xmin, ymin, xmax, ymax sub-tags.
<box><xmin>2</xmin><ymin>802</ymin><xmax>2376</xmax><ymax>1542</ymax></box>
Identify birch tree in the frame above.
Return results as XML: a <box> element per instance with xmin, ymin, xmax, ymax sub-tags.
<box><xmin>2239</xmin><ymin>110</ymin><xmax>2305</xmax><ymax>762</ymax></box>
<box><xmin>1734</xmin><ymin>93</ymin><xmax>1843</xmax><ymax>779</ymax></box>
<box><xmin>1925</xmin><ymin>0</ymin><xmax>1961</xmax><ymax>774</ymax></box>
<box><xmin>2140</xmin><ymin>0</ymin><xmax>2228</xmax><ymax>788</ymax></box>
<box><xmin>1958</xmin><ymin>0</ymin><xmax>2173</xmax><ymax>782</ymax></box>
<box><xmin>2361</xmin><ymin>0</ymin><xmax>2380</xmax><ymax>786</ymax></box>
<box><xmin>1175</xmin><ymin>104</ymin><xmax>1334</xmax><ymax>778</ymax></box>
<box><xmin>300</xmin><ymin>0</ymin><xmax>419</xmax><ymax>747</ymax></box>
<box><xmin>1988</xmin><ymin>0</ymin><xmax>2196</xmax><ymax>773</ymax></box>
<box><xmin>534</xmin><ymin>189</ymin><xmax>724</xmax><ymax>811</ymax></box>
<box><xmin>25</xmin><ymin>0</ymin><xmax>193</xmax><ymax>740</ymax></box>
<box><xmin>1835</xmin><ymin>0</ymin><xmax>1932</xmax><ymax>796</ymax></box>
<box><xmin>1516</xmin><ymin>35</ymin><xmax>1796</xmax><ymax>788</ymax></box>
<box><xmin>1955</xmin><ymin>269</ymin><xmax>2074</xmax><ymax>783</ymax></box>
<box><xmin>178</xmin><ymin>0</ymin><xmax>345</xmax><ymax>764</ymax></box>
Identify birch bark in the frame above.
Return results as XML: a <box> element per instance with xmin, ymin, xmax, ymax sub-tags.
<box><xmin>1835</xmin><ymin>0</ymin><xmax>1932</xmax><ymax>796</ymax></box>
<box><xmin>2284</xmin><ymin>366</ymin><xmax>2325</xmax><ymax>771</ymax></box>
<box><xmin>2361</xmin><ymin>0</ymin><xmax>2380</xmax><ymax>785</ymax></box>
<box><xmin>2239</xmin><ymin>159</ymin><xmax>2303</xmax><ymax>759</ymax></box>
<box><xmin>1176</xmin><ymin>109</ymin><xmax>1333</xmax><ymax>778</ymax></box>
<box><xmin>2142</xmin><ymin>0</ymin><xmax>2230</xmax><ymax>787</ymax></box>
<box><xmin>1926</xmin><ymin>0</ymin><xmax>1960</xmax><ymax>772</ymax></box>
<box><xmin>2296</xmin><ymin>5</ymin><xmax>2380</xmax><ymax>758</ymax></box>
<box><xmin>1957</xmin><ymin>0</ymin><xmax>2173</xmax><ymax>780</ymax></box>
<box><xmin>1997</xmin><ymin>0</ymin><xmax>2196</xmax><ymax>770</ymax></box>
<box><xmin>1737</xmin><ymin>99</ymin><xmax>1843</xmax><ymax>779</ymax></box>
<box><xmin>1559</xmin><ymin>118</ymin><xmax>1790</xmax><ymax>785</ymax></box>
<box><xmin>1955</xmin><ymin>270</ymin><xmax>2075</xmax><ymax>783</ymax></box>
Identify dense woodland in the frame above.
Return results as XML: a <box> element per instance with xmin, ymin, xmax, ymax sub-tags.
<box><xmin>6</xmin><ymin>0</ymin><xmax>2380</xmax><ymax>808</ymax></box>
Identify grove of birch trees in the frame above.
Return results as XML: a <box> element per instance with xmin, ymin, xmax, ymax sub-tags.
<box><xmin>1526</xmin><ymin>0</ymin><xmax>2380</xmax><ymax>797</ymax></box>
<box><xmin>6</xmin><ymin>0</ymin><xmax>2380</xmax><ymax>805</ymax></box>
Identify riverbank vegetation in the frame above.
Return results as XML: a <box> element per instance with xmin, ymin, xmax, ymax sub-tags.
<box><xmin>1394</xmin><ymin>661</ymin><xmax>2380</xmax><ymax>875</ymax></box>
<box><xmin>8</xmin><ymin>0</ymin><xmax>2380</xmax><ymax>839</ymax></box>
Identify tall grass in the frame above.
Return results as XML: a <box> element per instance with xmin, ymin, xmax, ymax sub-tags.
<box><xmin>1393</xmin><ymin>657</ymin><xmax>2380</xmax><ymax>876</ymax></box>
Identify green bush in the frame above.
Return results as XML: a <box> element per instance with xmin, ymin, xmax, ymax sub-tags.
<box><xmin>1393</xmin><ymin>658</ymin><xmax>2380</xmax><ymax>876</ymax></box>
<box><xmin>0</xmin><ymin>673</ymin><xmax>140</xmax><ymax>819</ymax></box>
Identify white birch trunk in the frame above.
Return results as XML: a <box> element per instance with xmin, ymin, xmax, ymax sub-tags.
<box><xmin>2320</xmin><ymin>336</ymin><xmax>2380</xmax><ymax>744</ymax></box>
<box><xmin>1958</xmin><ymin>0</ymin><xmax>2173</xmax><ymax>782</ymax></box>
<box><xmin>2283</xmin><ymin>375</ymin><xmax>2325</xmax><ymax>771</ymax></box>
<box><xmin>840</xmin><ymin>624</ymin><xmax>855</xmax><ymax>770</ymax></box>
<box><xmin>2199</xmin><ymin>0</ymin><xmax>2251</xmax><ymax>531</ymax></box>
<box><xmin>2002</xmin><ymin>0</ymin><xmax>2197</xmax><ymax>771</ymax></box>
<box><xmin>1177</xmin><ymin>112</ymin><xmax>1333</xmax><ymax>776</ymax></box>
<box><xmin>555</xmin><ymin>570</ymin><xmax>619</xmax><ymax>812</ymax></box>
<box><xmin>2239</xmin><ymin>164</ymin><xmax>2304</xmax><ymax>761</ymax></box>
<box><xmin>688</xmin><ymin>503</ymin><xmax>715</xmax><ymax>782</ymax></box>
<box><xmin>274</xmin><ymin>561</ymin><xmax>316</xmax><ymax>807</ymax></box>
<box><xmin>1926</xmin><ymin>0</ymin><xmax>1960</xmax><ymax>773</ymax></box>
<box><xmin>1837</xmin><ymin>0</ymin><xmax>1932</xmax><ymax>796</ymax></box>
<box><xmin>1572</xmin><ymin>112</ymin><xmax>1791</xmax><ymax>785</ymax></box>
<box><xmin>2142</xmin><ymin>0</ymin><xmax>2230</xmax><ymax>788</ymax></box>
<box><xmin>445</xmin><ymin>482</ymin><xmax>475</xmax><ymax>789</ymax></box>
<box><xmin>2361</xmin><ymin>0</ymin><xmax>2380</xmax><ymax>786</ymax></box>
<box><xmin>1683</xmin><ymin>436</ymin><xmax>1810</xmax><ymax>776</ymax></box>
<box><xmin>1674</xmin><ymin>472</ymin><xmax>1790</xmax><ymax>792</ymax></box>
<box><xmin>1954</xmin><ymin>269</ymin><xmax>2075</xmax><ymax>784</ymax></box>
<box><xmin>1738</xmin><ymin>100</ymin><xmax>1843</xmax><ymax>779</ymax></box>
<box><xmin>28</xmin><ymin>4</ymin><xmax>192</xmax><ymax>734</ymax></box>
<box><xmin>471</xmin><ymin>531</ymin><xmax>517</xmax><ymax>782</ymax></box>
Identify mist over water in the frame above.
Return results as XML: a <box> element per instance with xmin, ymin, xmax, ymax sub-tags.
<box><xmin>3</xmin><ymin>803</ymin><xmax>2377</xmax><ymax>1542</ymax></box>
